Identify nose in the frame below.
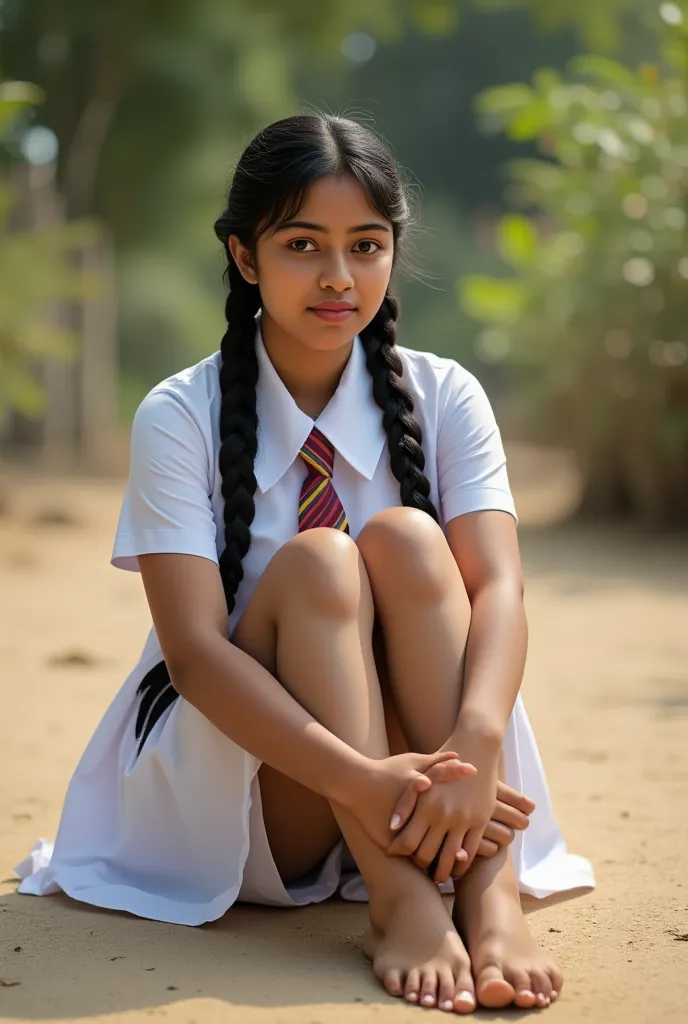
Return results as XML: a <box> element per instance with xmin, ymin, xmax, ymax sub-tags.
<box><xmin>319</xmin><ymin>252</ymin><xmax>354</xmax><ymax>293</ymax></box>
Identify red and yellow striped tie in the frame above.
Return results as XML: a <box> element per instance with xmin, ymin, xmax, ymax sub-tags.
<box><xmin>298</xmin><ymin>426</ymin><xmax>349</xmax><ymax>533</ymax></box>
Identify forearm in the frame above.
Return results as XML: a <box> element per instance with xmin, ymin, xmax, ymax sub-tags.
<box><xmin>173</xmin><ymin>633</ymin><xmax>368</xmax><ymax>804</ymax></box>
<box><xmin>447</xmin><ymin>579</ymin><xmax>528</xmax><ymax>751</ymax></box>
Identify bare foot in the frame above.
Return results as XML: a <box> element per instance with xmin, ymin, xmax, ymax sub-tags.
<box><xmin>453</xmin><ymin>849</ymin><xmax>564</xmax><ymax>1010</ymax></box>
<box><xmin>362</xmin><ymin>871</ymin><xmax>477</xmax><ymax>1013</ymax></box>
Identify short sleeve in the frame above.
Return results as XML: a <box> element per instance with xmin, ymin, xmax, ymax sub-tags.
<box><xmin>437</xmin><ymin>365</ymin><xmax>518</xmax><ymax>525</ymax></box>
<box><xmin>111</xmin><ymin>388</ymin><xmax>219</xmax><ymax>571</ymax></box>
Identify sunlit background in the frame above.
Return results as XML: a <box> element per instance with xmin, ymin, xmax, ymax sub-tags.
<box><xmin>1</xmin><ymin>0</ymin><xmax>687</xmax><ymax>528</ymax></box>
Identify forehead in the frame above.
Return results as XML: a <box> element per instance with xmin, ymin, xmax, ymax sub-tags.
<box><xmin>288</xmin><ymin>174</ymin><xmax>389</xmax><ymax>229</ymax></box>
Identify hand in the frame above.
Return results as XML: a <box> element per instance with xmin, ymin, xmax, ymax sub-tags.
<box><xmin>336</xmin><ymin>750</ymin><xmax>476</xmax><ymax>850</ymax></box>
<box><xmin>476</xmin><ymin>782</ymin><xmax>536</xmax><ymax>860</ymax></box>
<box><xmin>387</xmin><ymin>753</ymin><xmax>499</xmax><ymax>882</ymax></box>
<box><xmin>390</xmin><ymin>766</ymin><xmax>534</xmax><ymax>840</ymax></box>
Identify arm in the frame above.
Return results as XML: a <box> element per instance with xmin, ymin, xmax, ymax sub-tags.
<box><xmin>443</xmin><ymin>508</ymin><xmax>527</xmax><ymax>753</ymax></box>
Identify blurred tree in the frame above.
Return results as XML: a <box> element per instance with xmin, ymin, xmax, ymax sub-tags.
<box><xmin>0</xmin><ymin>0</ymin><xmax>461</xmax><ymax>411</ymax></box>
<box><xmin>0</xmin><ymin>75</ymin><xmax>97</xmax><ymax>425</ymax></box>
<box><xmin>460</xmin><ymin>2</ymin><xmax>688</xmax><ymax>525</ymax></box>
<box><xmin>475</xmin><ymin>0</ymin><xmax>651</xmax><ymax>53</ymax></box>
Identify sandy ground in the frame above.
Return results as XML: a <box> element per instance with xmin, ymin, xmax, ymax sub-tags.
<box><xmin>1</xmin><ymin>449</ymin><xmax>687</xmax><ymax>1024</ymax></box>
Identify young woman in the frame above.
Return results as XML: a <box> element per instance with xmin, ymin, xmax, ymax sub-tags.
<box><xmin>16</xmin><ymin>114</ymin><xmax>594</xmax><ymax>1013</ymax></box>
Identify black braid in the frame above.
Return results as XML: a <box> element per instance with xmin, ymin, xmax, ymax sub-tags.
<box><xmin>134</xmin><ymin>262</ymin><xmax>260</xmax><ymax>756</ymax></box>
<box><xmin>216</xmin><ymin>263</ymin><xmax>261</xmax><ymax>608</ymax></box>
<box><xmin>360</xmin><ymin>292</ymin><xmax>439</xmax><ymax>522</ymax></box>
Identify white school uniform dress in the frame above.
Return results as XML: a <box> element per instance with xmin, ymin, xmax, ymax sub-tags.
<box><xmin>15</xmin><ymin>323</ymin><xmax>595</xmax><ymax>926</ymax></box>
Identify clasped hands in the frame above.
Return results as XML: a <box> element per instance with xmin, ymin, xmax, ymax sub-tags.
<box><xmin>345</xmin><ymin>749</ymin><xmax>534</xmax><ymax>886</ymax></box>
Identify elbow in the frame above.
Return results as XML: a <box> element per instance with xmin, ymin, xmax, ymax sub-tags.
<box><xmin>163</xmin><ymin>631</ymin><xmax>223</xmax><ymax>700</ymax></box>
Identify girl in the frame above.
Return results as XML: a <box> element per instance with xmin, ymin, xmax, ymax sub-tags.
<box><xmin>16</xmin><ymin>114</ymin><xmax>594</xmax><ymax>1013</ymax></box>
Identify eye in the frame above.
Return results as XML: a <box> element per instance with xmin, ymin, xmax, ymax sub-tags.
<box><xmin>288</xmin><ymin>238</ymin><xmax>317</xmax><ymax>252</ymax></box>
<box><xmin>353</xmin><ymin>239</ymin><xmax>382</xmax><ymax>254</ymax></box>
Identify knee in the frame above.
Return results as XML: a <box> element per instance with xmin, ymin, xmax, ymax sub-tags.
<box><xmin>272</xmin><ymin>528</ymin><xmax>371</xmax><ymax>618</ymax></box>
<box><xmin>357</xmin><ymin>507</ymin><xmax>457</xmax><ymax>600</ymax></box>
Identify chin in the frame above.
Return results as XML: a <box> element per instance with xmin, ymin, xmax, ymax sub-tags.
<box><xmin>301</xmin><ymin>319</ymin><xmax>365</xmax><ymax>351</ymax></box>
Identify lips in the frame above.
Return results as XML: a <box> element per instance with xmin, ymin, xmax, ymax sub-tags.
<box><xmin>309</xmin><ymin>302</ymin><xmax>357</xmax><ymax>323</ymax></box>
<box><xmin>310</xmin><ymin>303</ymin><xmax>356</xmax><ymax>311</ymax></box>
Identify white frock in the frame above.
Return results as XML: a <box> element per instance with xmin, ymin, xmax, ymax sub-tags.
<box><xmin>14</xmin><ymin>330</ymin><xmax>595</xmax><ymax>926</ymax></box>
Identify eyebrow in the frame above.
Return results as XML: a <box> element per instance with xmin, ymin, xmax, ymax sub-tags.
<box><xmin>274</xmin><ymin>219</ymin><xmax>391</xmax><ymax>234</ymax></box>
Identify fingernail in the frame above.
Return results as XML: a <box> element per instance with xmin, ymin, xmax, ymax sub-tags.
<box><xmin>456</xmin><ymin>849</ymin><xmax>468</xmax><ymax>860</ymax></box>
<box><xmin>390</xmin><ymin>814</ymin><xmax>401</xmax><ymax>830</ymax></box>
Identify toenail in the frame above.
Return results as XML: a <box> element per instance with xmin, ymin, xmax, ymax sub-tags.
<box><xmin>406</xmin><ymin>993</ymin><xmax>418</xmax><ymax>1002</ymax></box>
<box><xmin>422</xmin><ymin>994</ymin><xmax>435</xmax><ymax>1005</ymax></box>
<box><xmin>441</xmin><ymin>1000</ymin><xmax>454</xmax><ymax>1010</ymax></box>
<box><xmin>519</xmin><ymin>989</ymin><xmax>535</xmax><ymax>999</ymax></box>
<box><xmin>456</xmin><ymin>991</ymin><xmax>475</xmax><ymax>1005</ymax></box>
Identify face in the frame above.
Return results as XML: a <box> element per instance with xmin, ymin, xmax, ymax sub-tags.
<box><xmin>229</xmin><ymin>174</ymin><xmax>394</xmax><ymax>354</ymax></box>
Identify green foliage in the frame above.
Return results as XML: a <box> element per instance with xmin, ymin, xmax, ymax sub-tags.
<box><xmin>475</xmin><ymin>0</ymin><xmax>650</xmax><ymax>52</ymax></box>
<box><xmin>460</xmin><ymin>3</ymin><xmax>688</xmax><ymax>523</ymax></box>
<box><xmin>0</xmin><ymin>78</ymin><xmax>99</xmax><ymax>421</ymax></box>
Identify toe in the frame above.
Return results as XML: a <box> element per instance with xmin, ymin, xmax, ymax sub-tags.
<box><xmin>453</xmin><ymin>961</ymin><xmax>476</xmax><ymax>1014</ymax></box>
<box><xmin>530</xmin><ymin>970</ymin><xmax>552</xmax><ymax>1008</ymax></box>
<box><xmin>437</xmin><ymin>967</ymin><xmax>455</xmax><ymax>1012</ymax></box>
<box><xmin>382</xmin><ymin>968</ymin><xmax>403</xmax><ymax>998</ymax></box>
<box><xmin>474</xmin><ymin>963</ymin><xmax>516</xmax><ymax>1009</ymax></box>
<box><xmin>419</xmin><ymin>968</ymin><xmax>439</xmax><ymax>1008</ymax></box>
<box><xmin>507</xmin><ymin>968</ymin><xmax>537</xmax><ymax>1009</ymax></box>
<box><xmin>404</xmin><ymin>968</ymin><xmax>420</xmax><ymax>1004</ymax></box>
<box><xmin>549</xmin><ymin>965</ymin><xmax>564</xmax><ymax>1000</ymax></box>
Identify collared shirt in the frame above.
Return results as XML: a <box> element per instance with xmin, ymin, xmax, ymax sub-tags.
<box><xmin>112</xmin><ymin>324</ymin><xmax>517</xmax><ymax>632</ymax></box>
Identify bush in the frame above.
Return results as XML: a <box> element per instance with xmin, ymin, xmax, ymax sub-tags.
<box><xmin>460</xmin><ymin>5</ymin><xmax>688</xmax><ymax>525</ymax></box>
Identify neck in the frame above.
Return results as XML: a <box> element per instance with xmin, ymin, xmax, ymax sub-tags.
<box><xmin>260</xmin><ymin>311</ymin><xmax>354</xmax><ymax>419</ymax></box>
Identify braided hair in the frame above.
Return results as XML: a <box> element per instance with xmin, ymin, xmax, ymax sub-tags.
<box><xmin>135</xmin><ymin>114</ymin><xmax>438</xmax><ymax>754</ymax></box>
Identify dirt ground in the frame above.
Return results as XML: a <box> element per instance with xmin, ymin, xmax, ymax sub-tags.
<box><xmin>1</xmin><ymin>448</ymin><xmax>687</xmax><ymax>1024</ymax></box>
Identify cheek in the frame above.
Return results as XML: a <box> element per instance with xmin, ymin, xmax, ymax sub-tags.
<box><xmin>357</xmin><ymin>253</ymin><xmax>394</xmax><ymax>296</ymax></box>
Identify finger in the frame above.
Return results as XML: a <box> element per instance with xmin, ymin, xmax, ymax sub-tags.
<box><xmin>387</xmin><ymin>817</ymin><xmax>431</xmax><ymax>858</ymax></box>
<box><xmin>434</xmin><ymin>829</ymin><xmax>464</xmax><ymax>884</ymax></box>
<box><xmin>452</xmin><ymin>828</ymin><xmax>482</xmax><ymax>879</ymax></box>
<box><xmin>419</xmin><ymin>750</ymin><xmax>476</xmax><ymax>774</ymax></box>
<box><xmin>483</xmin><ymin>820</ymin><xmax>516</xmax><ymax>848</ymax></box>
<box><xmin>412</xmin><ymin>826</ymin><xmax>446</xmax><ymax>872</ymax></box>
<box><xmin>474</xmin><ymin>837</ymin><xmax>499</xmax><ymax>862</ymax></box>
<box><xmin>496</xmin><ymin>780</ymin><xmax>535</xmax><ymax>814</ymax></box>
<box><xmin>491</xmin><ymin>800</ymin><xmax>530</xmax><ymax>832</ymax></box>
<box><xmin>424</xmin><ymin>760</ymin><xmax>477</xmax><ymax>784</ymax></box>
<box><xmin>389</xmin><ymin>778</ymin><xmax>426</xmax><ymax>832</ymax></box>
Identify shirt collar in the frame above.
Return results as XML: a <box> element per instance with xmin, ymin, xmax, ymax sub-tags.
<box><xmin>253</xmin><ymin>321</ymin><xmax>387</xmax><ymax>494</ymax></box>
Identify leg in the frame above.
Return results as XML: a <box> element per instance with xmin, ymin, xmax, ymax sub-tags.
<box><xmin>358</xmin><ymin>507</ymin><xmax>563</xmax><ymax>1010</ymax></box>
<box><xmin>232</xmin><ymin>528</ymin><xmax>475</xmax><ymax>1010</ymax></box>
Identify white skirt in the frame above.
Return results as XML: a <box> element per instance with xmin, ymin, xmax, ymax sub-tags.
<box><xmin>14</xmin><ymin>651</ymin><xmax>595</xmax><ymax>927</ymax></box>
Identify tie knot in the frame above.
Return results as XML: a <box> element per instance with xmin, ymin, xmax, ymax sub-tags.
<box><xmin>300</xmin><ymin>426</ymin><xmax>335</xmax><ymax>478</ymax></box>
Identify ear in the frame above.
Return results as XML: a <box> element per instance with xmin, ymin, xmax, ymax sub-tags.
<box><xmin>228</xmin><ymin>236</ymin><xmax>259</xmax><ymax>285</ymax></box>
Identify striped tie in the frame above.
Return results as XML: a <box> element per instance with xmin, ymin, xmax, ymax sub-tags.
<box><xmin>298</xmin><ymin>426</ymin><xmax>349</xmax><ymax>534</ymax></box>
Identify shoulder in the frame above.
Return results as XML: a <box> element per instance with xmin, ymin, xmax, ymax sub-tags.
<box><xmin>133</xmin><ymin>351</ymin><xmax>222</xmax><ymax>436</ymax></box>
<box><xmin>397</xmin><ymin>344</ymin><xmax>486</xmax><ymax>409</ymax></box>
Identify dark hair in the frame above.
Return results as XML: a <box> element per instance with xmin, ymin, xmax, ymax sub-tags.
<box><xmin>135</xmin><ymin>114</ymin><xmax>438</xmax><ymax>754</ymax></box>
